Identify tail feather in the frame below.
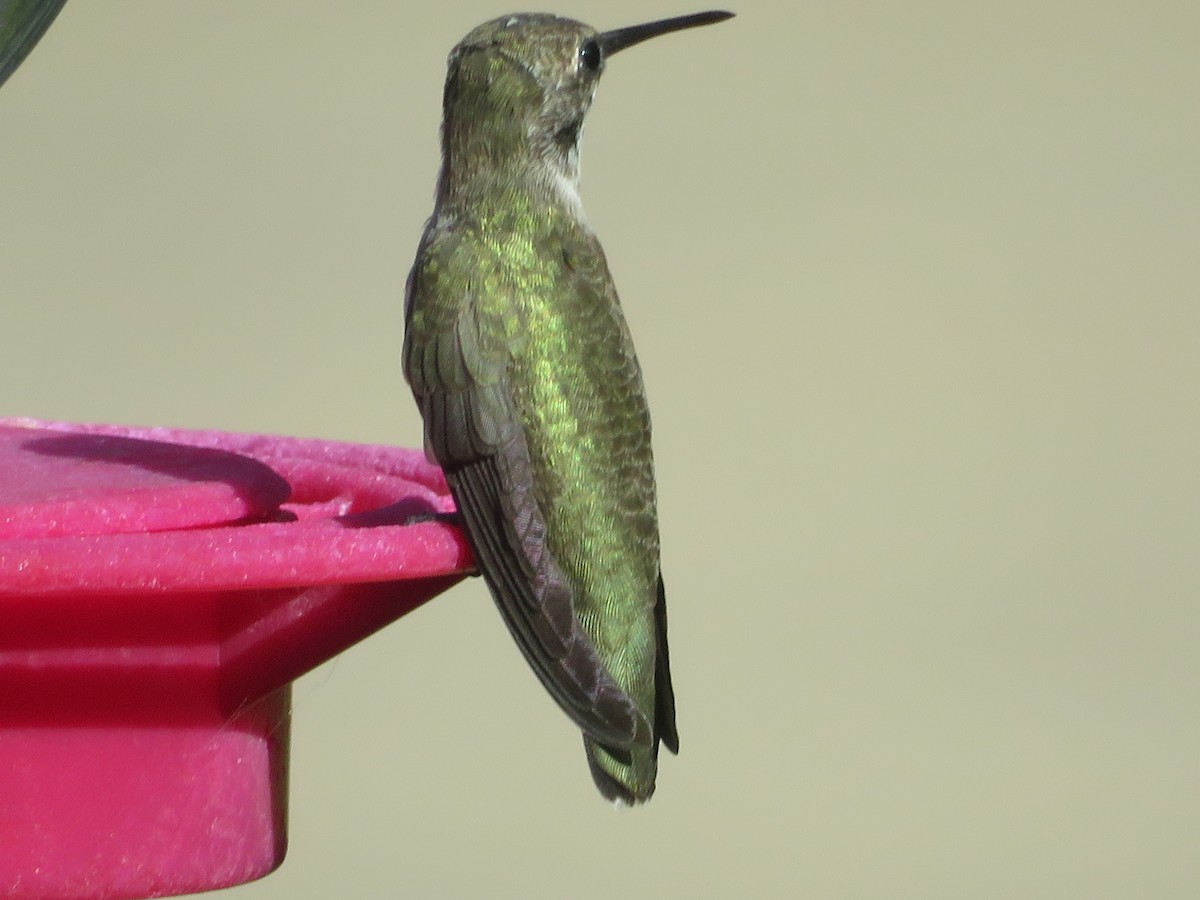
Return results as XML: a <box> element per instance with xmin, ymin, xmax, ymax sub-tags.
<box><xmin>583</xmin><ymin>574</ymin><xmax>678</xmax><ymax>804</ymax></box>
<box><xmin>585</xmin><ymin>739</ymin><xmax>654</xmax><ymax>805</ymax></box>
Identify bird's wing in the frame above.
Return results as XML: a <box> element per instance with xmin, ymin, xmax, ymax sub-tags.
<box><xmin>404</xmin><ymin>236</ymin><xmax>650</xmax><ymax>750</ymax></box>
<box><xmin>654</xmin><ymin>574</ymin><xmax>679</xmax><ymax>754</ymax></box>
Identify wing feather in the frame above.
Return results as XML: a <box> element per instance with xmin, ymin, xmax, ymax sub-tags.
<box><xmin>653</xmin><ymin>575</ymin><xmax>679</xmax><ymax>754</ymax></box>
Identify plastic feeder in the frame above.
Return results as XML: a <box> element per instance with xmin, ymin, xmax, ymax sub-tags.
<box><xmin>0</xmin><ymin>418</ymin><xmax>473</xmax><ymax>899</ymax></box>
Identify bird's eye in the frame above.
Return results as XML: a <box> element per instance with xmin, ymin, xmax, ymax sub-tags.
<box><xmin>579</xmin><ymin>39</ymin><xmax>602</xmax><ymax>73</ymax></box>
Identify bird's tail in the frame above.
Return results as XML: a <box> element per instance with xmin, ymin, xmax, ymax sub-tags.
<box><xmin>584</xmin><ymin>737</ymin><xmax>661</xmax><ymax>805</ymax></box>
<box><xmin>584</xmin><ymin>574</ymin><xmax>679</xmax><ymax>804</ymax></box>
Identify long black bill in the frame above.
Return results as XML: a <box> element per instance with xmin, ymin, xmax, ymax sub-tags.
<box><xmin>598</xmin><ymin>10</ymin><xmax>734</xmax><ymax>57</ymax></box>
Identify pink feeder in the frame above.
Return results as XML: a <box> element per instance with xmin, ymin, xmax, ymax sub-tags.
<box><xmin>0</xmin><ymin>418</ymin><xmax>473</xmax><ymax>899</ymax></box>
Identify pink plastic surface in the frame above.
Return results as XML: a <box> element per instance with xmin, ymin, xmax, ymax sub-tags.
<box><xmin>0</xmin><ymin>418</ymin><xmax>473</xmax><ymax>899</ymax></box>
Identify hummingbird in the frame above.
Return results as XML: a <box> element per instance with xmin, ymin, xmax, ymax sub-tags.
<box><xmin>402</xmin><ymin>10</ymin><xmax>732</xmax><ymax>803</ymax></box>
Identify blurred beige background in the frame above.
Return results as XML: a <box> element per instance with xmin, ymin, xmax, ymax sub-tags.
<box><xmin>3</xmin><ymin>1</ymin><xmax>1199</xmax><ymax>896</ymax></box>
